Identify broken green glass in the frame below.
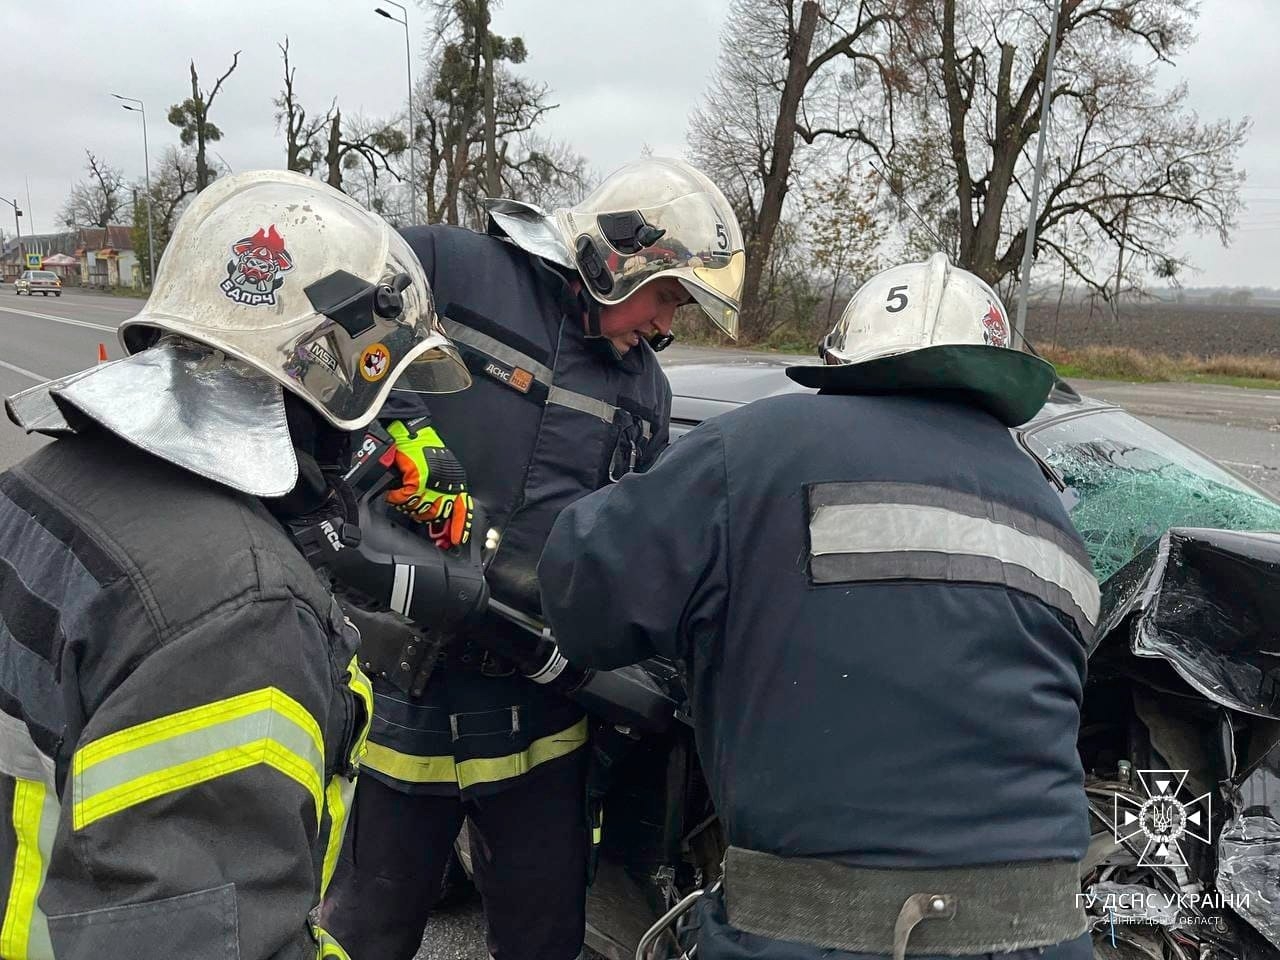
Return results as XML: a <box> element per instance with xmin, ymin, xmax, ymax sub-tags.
<box><xmin>1024</xmin><ymin>411</ymin><xmax>1280</xmax><ymax>583</ymax></box>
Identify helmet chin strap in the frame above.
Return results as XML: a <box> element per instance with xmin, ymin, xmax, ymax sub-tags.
<box><xmin>530</xmin><ymin>255</ymin><xmax>605</xmax><ymax>338</ymax></box>
<box><xmin>582</xmin><ymin>294</ymin><xmax>604</xmax><ymax>338</ymax></box>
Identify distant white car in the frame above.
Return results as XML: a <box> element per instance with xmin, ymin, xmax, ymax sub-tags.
<box><xmin>15</xmin><ymin>270</ymin><xmax>61</xmax><ymax>297</ymax></box>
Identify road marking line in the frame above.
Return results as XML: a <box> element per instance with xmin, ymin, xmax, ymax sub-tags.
<box><xmin>0</xmin><ymin>359</ymin><xmax>47</xmax><ymax>383</ymax></box>
<box><xmin>0</xmin><ymin>305</ymin><xmax>117</xmax><ymax>333</ymax></box>
<box><xmin>1223</xmin><ymin>459</ymin><xmax>1275</xmax><ymax>471</ymax></box>
<box><xmin>56</xmin><ymin>299</ymin><xmax>140</xmax><ymax>314</ymax></box>
<box><xmin>6</xmin><ymin>286</ymin><xmax>141</xmax><ymax>313</ymax></box>
<box><xmin>62</xmin><ymin>304</ymin><xmax>137</xmax><ymax>315</ymax></box>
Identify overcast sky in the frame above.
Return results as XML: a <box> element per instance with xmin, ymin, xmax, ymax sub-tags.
<box><xmin>2</xmin><ymin>0</ymin><xmax>1276</xmax><ymax>286</ymax></box>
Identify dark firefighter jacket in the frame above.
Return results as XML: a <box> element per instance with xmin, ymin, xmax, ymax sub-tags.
<box><xmin>0</xmin><ymin>431</ymin><xmax>372</xmax><ymax>960</ymax></box>
<box><xmin>539</xmin><ymin>391</ymin><xmax>1102</xmax><ymax>958</ymax></box>
<box><xmin>361</xmin><ymin>223</ymin><xmax>672</xmax><ymax>798</ymax></box>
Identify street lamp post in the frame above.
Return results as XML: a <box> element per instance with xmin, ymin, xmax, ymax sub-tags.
<box><xmin>113</xmin><ymin>94</ymin><xmax>157</xmax><ymax>287</ymax></box>
<box><xmin>375</xmin><ymin>2</ymin><xmax>417</xmax><ymax>222</ymax></box>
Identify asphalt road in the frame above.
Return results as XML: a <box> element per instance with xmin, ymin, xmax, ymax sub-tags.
<box><xmin>0</xmin><ymin>288</ymin><xmax>141</xmax><ymax>468</ymax></box>
<box><xmin>1</xmin><ymin>290</ymin><xmax>1279</xmax><ymax>958</ymax></box>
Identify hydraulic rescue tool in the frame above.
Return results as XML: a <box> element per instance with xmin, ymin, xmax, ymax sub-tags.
<box><xmin>288</xmin><ymin>423</ymin><xmax>675</xmax><ymax>732</ymax></box>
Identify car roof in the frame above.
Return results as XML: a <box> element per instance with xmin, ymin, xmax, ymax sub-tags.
<box><xmin>661</xmin><ymin>353</ymin><xmax>1110</xmax><ymax>427</ymax></box>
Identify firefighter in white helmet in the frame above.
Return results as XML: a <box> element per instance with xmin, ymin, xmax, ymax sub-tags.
<box><xmin>0</xmin><ymin>169</ymin><xmax>469</xmax><ymax>960</ymax></box>
<box><xmin>539</xmin><ymin>254</ymin><xmax>1099</xmax><ymax>960</ymax></box>
<box><xmin>320</xmin><ymin>156</ymin><xmax>745</xmax><ymax>960</ymax></box>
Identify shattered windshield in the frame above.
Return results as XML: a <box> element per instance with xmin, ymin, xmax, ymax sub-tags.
<box><xmin>1024</xmin><ymin>411</ymin><xmax>1280</xmax><ymax>583</ymax></box>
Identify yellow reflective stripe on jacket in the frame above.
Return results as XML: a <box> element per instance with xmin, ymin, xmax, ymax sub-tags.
<box><xmin>345</xmin><ymin>657</ymin><xmax>373</xmax><ymax>769</ymax></box>
<box><xmin>362</xmin><ymin>742</ymin><xmax>456</xmax><ymax>784</ymax></box>
<box><xmin>313</xmin><ymin>923</ymin><xmax>352</xmax><ymax>959</ymax></box>
<box><xmin>0</xmin><ymin>778</ymin><xmax>58</xmax><ymax>960</ymax></box>
<box><xmin>321</xmin><ymin>775</ymin><xmax>356</xmax><ymax>897</ymax></box>
<box><xmin>71</xmin><ymin>688</ymin><xmax>325</xmax><ymax>831</ymax></box>
<box><xmin>318</xmin><ymin>656</ymin><xmax>371</xmax><ymax>899</ymax></box>
<box><xmin>457</xmin><ymin>718</ymin><xmax>587</xmax><ymax>789</ymax></box>
<box><xmin>361</xmin><ymin>718</ymin><xmax>589</xmax><ymax>789</ymax></box>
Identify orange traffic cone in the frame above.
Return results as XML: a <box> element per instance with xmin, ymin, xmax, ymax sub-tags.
<box><xmin>97</xmin><ymin>343</ymin><xmax>108</xmax><ymax>364</ymax></box>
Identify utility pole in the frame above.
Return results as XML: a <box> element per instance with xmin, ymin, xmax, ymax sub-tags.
<box><xmin>375</xmin><ymin>2</ymin><xmax>417</xmax><ymax>221</ymax></box>
<box><xmin>1114</xmin><ymin>199</ymin><xmax>1131</xmax><ymax>322</ymax></box>
<box><xmin>1013</xmin><ymin>0</ymin><xmax>1063</xmax><ymax>349</ymax></box>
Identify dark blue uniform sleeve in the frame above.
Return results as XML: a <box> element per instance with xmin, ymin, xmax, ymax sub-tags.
<box><xmin>537</xmin><ymin>419</ymin><xmax>729</xmax><ymax>669</ymax></box>
<box><xmin>399</xmin><ymin>224</ymin><xmax>439</xmax><ymax>283</ymax></box>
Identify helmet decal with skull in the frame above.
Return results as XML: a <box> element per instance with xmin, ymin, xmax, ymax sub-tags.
<box><xmin>221</xmin><ymin>224</ymin><xmax>295</xmax><ymax>306</ymax></box>
<box><xmin>982</xmin><ymin>303</ymin><xmax>1009</xmax><ymax>347</ymax></box>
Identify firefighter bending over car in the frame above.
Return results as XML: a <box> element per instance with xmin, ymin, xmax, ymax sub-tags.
<box><xmin>319</xmin><ymin>156</ymin><xmax>745</xmax><ymax>960</ymax></box>
<box><xmin>539</xmin><ymin>255</ymin><xmax>1102</xmax><ymax>960</ymax></box>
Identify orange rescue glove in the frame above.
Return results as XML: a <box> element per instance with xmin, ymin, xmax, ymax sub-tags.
<box><xmin>384</xmin><ymin>418</ymin><xmax>474</xmax><ymax>549</ymax></box>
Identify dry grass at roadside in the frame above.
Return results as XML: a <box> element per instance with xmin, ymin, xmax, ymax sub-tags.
<box><xmin>1041</xmin><ymin>346</ymin><xmax>1280</xmax><ymax>387</ymax></box>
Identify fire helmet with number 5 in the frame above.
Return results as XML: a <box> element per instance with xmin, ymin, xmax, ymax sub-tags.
<box><xmin>787</xmin><ymin>253</ymin><xmax>1056</xmax><ymax>425</ymax></box>
<box><xmin>486</xmin><ymin>157</ymin><xmax>745</xmax><ymax>340</ymax></box>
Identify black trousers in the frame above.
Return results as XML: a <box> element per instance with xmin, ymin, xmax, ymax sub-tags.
<box><xmin>320</xmin><ymin>752</ymin><xmax>589</xmax><ymax>960</ymax></box>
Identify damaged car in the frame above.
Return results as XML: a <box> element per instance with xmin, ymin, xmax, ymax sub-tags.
<box><xmin>551</xmin><ymin>356</ymin><xmax>1280</xmax><ymax>960</ymax></box>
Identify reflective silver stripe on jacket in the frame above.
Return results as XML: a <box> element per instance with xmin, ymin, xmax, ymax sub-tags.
<box><xmin>441</xmin><ymin>318</ymin><xmax>649</xmax><ymax>430</ymax></box>
<box><xmin>441</xmin><ymin>318</ymin><xmax>554</xmax><ymax>383</ymax></box>
<box><xmin>807</xmin><ymin>481</ymin><xmax>1100</xmax><ymax>638</ymax></box>
<box><xmin>546</xmin><ymin>386</ymin><xmax>616</xmax><ymax>424</ymax></box>
<box><xmin>0</xmin><ymin>709</ymin><xmax>56</xmax><ymax>786</ymax></box>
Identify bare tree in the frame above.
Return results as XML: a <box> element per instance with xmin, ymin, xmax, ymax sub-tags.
<box><xmin>60</xmin><ymin>151</ymin><xmax>126</xmax><ymax>228</ymax></box>
<box><xmin>324</xmin><ymin>107</ymin><xmax>408</xmax><ymax>194</ymax></box>
<box><xmin>274</xmin><ymin>38</ymin><xmax>331</xmax><ymax>175</ymax></box>
<box><xmin>886</xmin><ymin>0</ymin><xmax>1248</xmax><ymax>303</ymax></box>
<box><xmin>689</xmin><ymin>0</ymin><xmax>913</xmax><ymax>338</ymax></box>
<box><xmin>149</xmin><ymin>147</ymin><xmax>203</xmax><ymax>234</ymax></box>
<box><xmin>494</xmin><ymin>133</ymin><xmax>590</xmax><ymax>212</ymax></box>
<box><xmin>411</xmin><ymin>1</ymin><xmax>587</xmax><ymax>229</ymax></box>
<box><xmin>477</xmin><ymin>0</ymin><xmax>500</xmax><ymax>197</ymax></box>
<box><xmin>801</xmin><ymin>165</ymin><xmax>885</xmax><ymax>324</ymax></box>
<box><xmin>131</xmin><ymin>146</ymin><xmax>205</xmax><ymax>281</ymax></box>
<box><xmin>168</xmin><ymin>51</ymin><xmax>241</xmax><ymax>191</ymax></box>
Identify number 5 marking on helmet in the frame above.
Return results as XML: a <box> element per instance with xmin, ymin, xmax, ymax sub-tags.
<box><xmin>886</xmin><ymin>285</ymin><xmax>909</xmax><ymax>313</ymax></box>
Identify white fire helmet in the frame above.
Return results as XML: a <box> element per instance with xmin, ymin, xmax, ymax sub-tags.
<box><xmin>120</xmin><ymin>169</ymin><xmax>470</xmax><ymax>431</ymax></box>
<box><xmin>487</xmin><ymin>157</ymin><xmax>745</xmax><ymax>340</ymax></box>
<box><xmin>787</xmin><ymin>253</ymin><xmax>1056</xmax><ymax>425</ymax></box>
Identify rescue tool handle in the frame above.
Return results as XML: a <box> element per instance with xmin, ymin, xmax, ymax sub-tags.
<box><xmin>334</xmin><ymin>423</ymin><xmax>677</xmax><ymax>732</ymax></box>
